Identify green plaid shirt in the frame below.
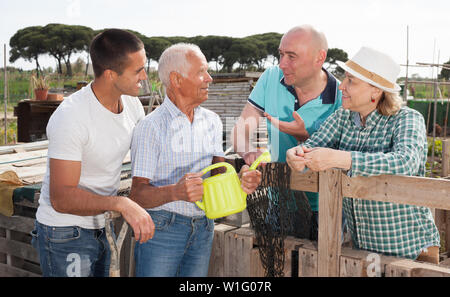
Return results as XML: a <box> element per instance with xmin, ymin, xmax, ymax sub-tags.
<box><xmin>303</xmin><ymin>106</ymin><xmax>440</xmax><ymax>259</ymax></box>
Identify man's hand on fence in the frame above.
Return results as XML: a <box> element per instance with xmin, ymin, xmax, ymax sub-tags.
<box><xmin>117</xmin><ymin>197</ymin><xmax>155</xmax><ymax>244</ymax></box>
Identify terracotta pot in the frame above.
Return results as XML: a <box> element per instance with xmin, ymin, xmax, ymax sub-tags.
<box><xmin>34</xmin><ymin>89</ymin><xmax>48</xmax><ymax>101</ymax></box>
<box><xmin>47</xmin><ymin>93</ymin><xmax>64</xmax><ymax>101</ymax></box>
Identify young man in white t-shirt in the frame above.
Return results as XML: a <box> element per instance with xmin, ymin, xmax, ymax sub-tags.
<box><xmin>32</xmin><ymin>29</ymin><xmax>155</xmax><ymax>277</ymax></box>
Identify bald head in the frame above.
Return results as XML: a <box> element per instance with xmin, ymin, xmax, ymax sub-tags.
<box><xmin>283</xmin><ymin>25</ymin><xmax>328</xmax><ymax>53</ymax></box>
<box><xmin>278</xmin><ymin>25</ymin><xmax>328</xmax><ymax>87</ymax></box>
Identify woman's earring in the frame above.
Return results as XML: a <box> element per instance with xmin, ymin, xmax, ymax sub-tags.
<box><xmin>371</xmin><ymin>97</ymin><xmax>375</xmax><ymax>103</ymax></box>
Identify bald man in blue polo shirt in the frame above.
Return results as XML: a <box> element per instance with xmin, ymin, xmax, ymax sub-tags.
<box><xmin>232</xmin><ymin>25</ymin><xmax>342</xmax><ymax>237</ymax></box>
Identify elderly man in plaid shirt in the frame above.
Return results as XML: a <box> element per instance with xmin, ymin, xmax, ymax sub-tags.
<box><xmin>286</xmin><ymin>47</ymin><xmax>440</xmax><ymax>264</ymax></box>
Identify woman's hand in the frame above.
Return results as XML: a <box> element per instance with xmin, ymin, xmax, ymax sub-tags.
<box><xmin>303</xmin><ymin>148</ymin><xmax>352</xmax><ymax>171</ymax></box>
<box><xmin>286</xmin><ymin>145</ymin><xmax>307</xmax><ymax>171</ymax></box>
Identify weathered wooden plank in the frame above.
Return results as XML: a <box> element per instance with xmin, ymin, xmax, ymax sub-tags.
<box><xmin>340</xmin><ymin>255</ymin><xmax>366</xmax><ymax>277</ymax></box>
<box><xmin>208</xmin><ymin>224</ymin><xmax>238</xmax><ymax>277</ymax></box>
<box><xmin>385</xmin><ymin>259</ymin><xmax>450</xmax><ymax>277</ymax></box>
<box><xmin>446</xmin><ymin>211</ymin><xmax>450</xmax><ymax>253</ymax></box>
<box><xmin>442</xmin><ymin>140</ymin><xmax>449</xmax><ymax>177</ymax></box>
<box><xmin>290</xmin><ymin>170</ymin><xmax>319</xmax><ymax>193</ymax></box>
<box><xmin>0</xmin><ymin>262</ymin><xmax>41</xmax><ymax>277</ymax></box>
<box><xmin>0</xmin><ymin>149</ymin><xmax>48</xmax><ymax>164</ymax></box>
<box><xmin>224</xmin><ymin>227</ymin><xmax>254</xmax><ymax>276</ymax></box>
<box><xmin>318</xmin><ymin>169</ymin><xmax>343</xmax><ymax>277</ymax></box>
<box><xmin>339</xmin><ymin>247</ymin><xmax>386</xmax><ymax>277</ymax></box>
<box><xmin>0</xmin><ymin>237</ymin><xmax>39</xmax><ymax>263</ymax></box>
<box><xmin>298</xmin><ymin>247</ymin><xmax>318</xmax><ymax>277</ymax></box>
<box><xmin>0</xmin><ymin>140</ymin><xmax>48</xmax><ymax>155</ymax></box>
<box><xmin>342</xmin><ymin>173</ymin><xmax>450</xmax><ymax>210</ymax></box>
<box><xmin>250</xmin><ymin>248</ymin><xmax>265</xmax><ymax>277</ymax></box>
<box><xmin>283</xmin><ymin>236</ymin><xmax>307</xmax><ymax>277</ymax></box>
<box><xmin>0</xmin><ymin>215</ymin><xmax>35</xmax><ymax>234</ymax></box>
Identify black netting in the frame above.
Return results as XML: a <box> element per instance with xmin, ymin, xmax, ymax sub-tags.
<box><xmin>245</xmin><ymin>161</ymin><xmax>317</xmax><ymax>277</ymax></box>
<box><xmin>117</xmin><ymin>188</ymin><xmax>131</xmax><ymax>197</ymax></box>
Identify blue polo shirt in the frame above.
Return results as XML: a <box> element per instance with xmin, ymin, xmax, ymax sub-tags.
<box><xmin>248</xmin><ymin>66</ymin><xmax>342</xmax><ymax>211</ymax></box>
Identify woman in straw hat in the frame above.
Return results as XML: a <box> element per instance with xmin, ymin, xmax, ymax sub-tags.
<box><xmin>286</xmin><ymin>47</ymin><xmax>440</xmax><ymax>263</ymax></box>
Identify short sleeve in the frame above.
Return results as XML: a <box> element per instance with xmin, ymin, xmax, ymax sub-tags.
<box><xmin>46</xmin><ymin>109</ymin><xmax>86</xmax><ymax>161</ymax></box>
<box><xmin>213</xmin><ymin>115</ymin><xmax>225</xmax><ymax>158</ymax></box>
<box><xmin>130</xmin><ymin>119</ymin><xmax>161</xmax><ymax>180</ymax></box>
<box><xmin>248</xmin><ymin>68</ymin><xmax>271</xmax><ymax>112</ymax></box>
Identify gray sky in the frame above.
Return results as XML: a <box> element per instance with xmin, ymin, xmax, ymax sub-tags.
<box><xmin>1</xmin><ymin>0</ymin><xmax>449</xmax><ymax>78</ymax></box>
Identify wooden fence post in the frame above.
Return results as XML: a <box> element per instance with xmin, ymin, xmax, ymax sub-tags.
<box><xmin>318</xmin><ymin>169</ymin><xmax>343</xmax><ymax>276</ymax></box>
<box><xmin>443</xmin><ymin>139</ymin><xmax>449</xmax><ymax>177</ymax></box>
<box><xmin>443</xmin><ymin>140</ymin><xmax>450</xmax><ymax>254</ymax></box>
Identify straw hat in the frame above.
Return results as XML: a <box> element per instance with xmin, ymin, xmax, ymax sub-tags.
<box><xmin>336</xmin><ymin>47</ymin><xmax>401</xmax><ymax>93</ymax></box>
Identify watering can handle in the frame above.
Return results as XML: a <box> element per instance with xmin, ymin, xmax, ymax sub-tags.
<box><xmin>195</xmin><ymin>162</ymin><xmax>234</xmax><ymax>211</ymax></box>
<box><xmin>201</xmin><ymin>162</ymin><xmax>234</xmax><ymax>175</ymax></box>
<box><xmin>249</xmin><ymin>151</ymin><xmax>271</xmax><ymax>170</ymax></box>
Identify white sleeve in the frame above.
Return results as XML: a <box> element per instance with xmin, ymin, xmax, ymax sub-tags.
<box><xmin>214</xmin><ymin>115</ymin><xmax>225</xmax><ymax>158</ymax></box>
<box><xmin>46</xmin><ymin>109</ymin><xmax>87</xmax><ymax>161</ymax></box>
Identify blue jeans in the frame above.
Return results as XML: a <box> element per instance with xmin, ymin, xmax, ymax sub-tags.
<box><xmin>31</xmin><ymin>220</ymin><xmax>110</xmax><ymax>277</ymax></box>
<box><xmin>134</xmin><ymin>209</ymin><xmax>214</xmax><ymax>277</ymax></box>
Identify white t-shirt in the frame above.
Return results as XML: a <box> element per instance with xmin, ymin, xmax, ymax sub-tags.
<box><xmin>36</xmin><ymin>83</ymin><xmax>145</xmax><ymax>229</ymax></box>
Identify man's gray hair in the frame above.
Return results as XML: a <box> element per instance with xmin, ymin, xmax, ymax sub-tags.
<box><xmin>158</xmin><ymin>43</ymin><xmax>204</xmax><ymax>87</ymax></box>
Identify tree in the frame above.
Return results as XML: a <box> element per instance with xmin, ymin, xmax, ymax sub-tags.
<box><xmin>142</xmin><ymin>36</ymin><xmax>171</xmax><ymax>71</ymax></box>
<box><xmin>249</xmin><ymin>32</ymin><xmax>282</xmax><ymax>66</ymax></box>
<box><xmin>9</xmin><ymin>26</ymin><xmax>47</xmax><ymax>76</ymax></box>
<box><xmin>439</xmin><ymin>59</ymin><xmax>450</xmax><ymax>80</ymax></box>
<box><xmin>196</xmin><ymin>35</ymin><xmax>234</xmax><ymax>71</ymax></box>
<box><xmin>325</xmin><ymin>48</ymin><xmax>348</xmax><ymax>77</ymax></box>
<box><xmin>40</xmin><ymin>24</ymin><xmax>93</xmax><ymax>76</ymax></box>
<box><xmin>221</xmin><ymin>38</ymin><xmax>245</xmax><ymax>72</ymax></box>
<box><xmin>243</xmin><ymin>37</ymin><xmax>268</xmax><ymax>70</ymax></box>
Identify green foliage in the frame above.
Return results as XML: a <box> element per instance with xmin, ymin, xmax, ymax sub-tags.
<box><xmin>326</xmin><ymin>48</ymin><xmax>349</xmax><ymax>77</ymax></box>
<box><xmin>427</xmin><ymin>138</ymin><xmax>442</xmax><ymax>157</ymax></box>
<box><xmin>0</xmin><ymin>120</ymin><xmax>17</xmax><ymax>145</ymax></box>
<box><xmin>439</xmin><ymin>58</ymin><xmax>450</xmax><ymax>80</ymax></box>
<box><xmin>9</xmin><ymin>26</ymin><xmax>47</xmax><ymax>76</ymax></box>
<box><xmin>10</xmin><ymin>24</ymin><xmax>93</xmax><ymax>76</ymax></box>
<box><xmin>9</xmin><ymin>24</ymin><xmax>348</xmax><ymax>74</ymax></box>
<box><xmin>142</xmin><ymin>36</ymin><xmax>171</xmax><ymax>63</ymax></box>
<box><xmin>42</xmin><ymin>24</ymin><xmax>94</xmax><ymax>76</ymax></box>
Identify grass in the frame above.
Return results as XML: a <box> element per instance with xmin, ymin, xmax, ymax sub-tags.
<box><xmin>409</xmin><ymin>83</ymin><xmax>449</xmax><ymax>99</ymax></box>
<box><xmin>426</xmin><ymin>137</ymin><xmax>448</xmax><ymax>178</ymax></box>
<box><xmin>0</xmin><ymin>117</ymin><xmax>17</xmax><ymax>145</ymax></box>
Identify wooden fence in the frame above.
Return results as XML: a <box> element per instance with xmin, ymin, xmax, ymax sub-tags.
<box><xmin>0</xmin><ymin>141</ymin><xmax>450</xmax><ymax>276</ymax></box>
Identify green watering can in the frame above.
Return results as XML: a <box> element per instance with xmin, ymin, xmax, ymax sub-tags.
<box><xmin>195</xmin><ymin>151</ymin><xmax>271</xmax><ymax>219</ymax></box>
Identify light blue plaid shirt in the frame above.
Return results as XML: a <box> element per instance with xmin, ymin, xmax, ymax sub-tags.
<box><xmin>131</xmin><ymin>96</ymin><xmax>225</xmax><ymax>217</ymax></box>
